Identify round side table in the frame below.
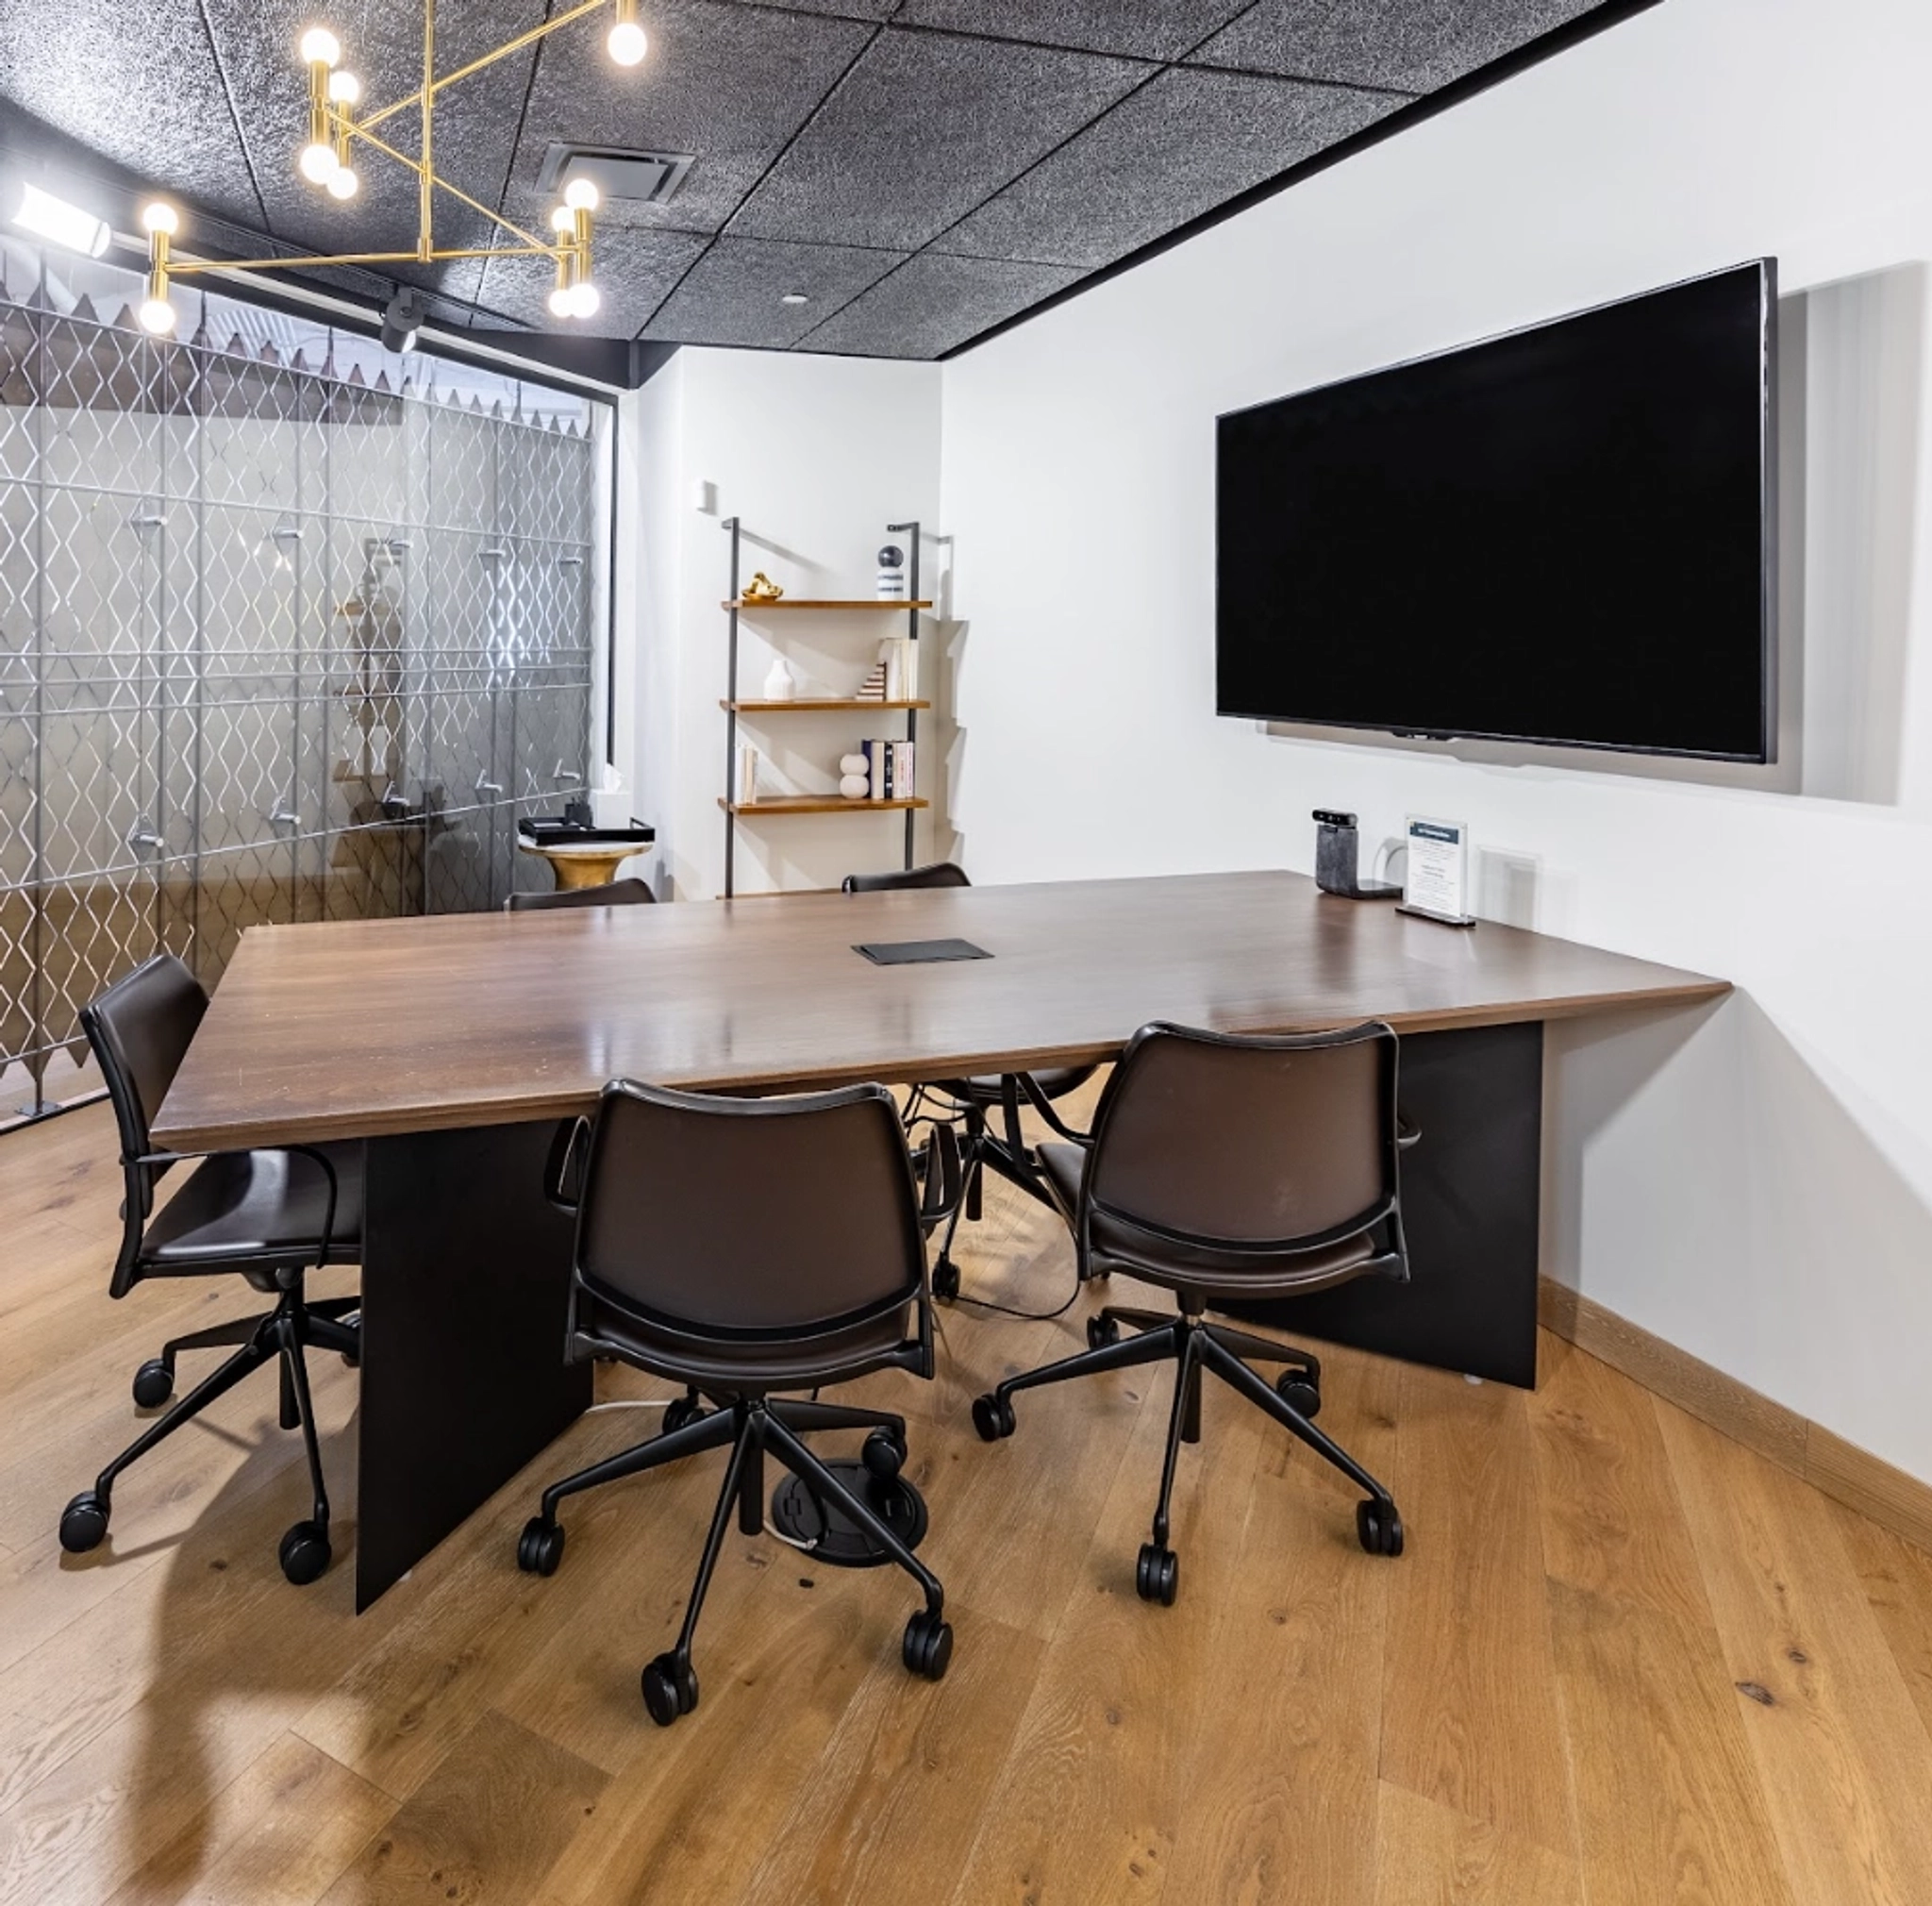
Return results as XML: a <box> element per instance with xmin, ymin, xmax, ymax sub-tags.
<box><xmin>517</xmin><ymin>838</ymin><xmax>640</xmax><ymax>892</ymax></box>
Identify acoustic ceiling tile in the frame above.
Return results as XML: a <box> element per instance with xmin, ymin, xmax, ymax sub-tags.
<box><xmin>475</xmin><ymin>225</ymin><xmax>711</xmax><ymax>336</ymax></box>
<box><xmin>729</xmin><ymin>28</ymin><xmax>1151</xmax><ymax>251</ymax></box>
<box><xmin>799</xmin><ymin>252</ymin><xmax>1085</xmax><ymax>359</ymax></box>
<box><xmin>500</xmin><ymin>0</ymin><xmax>878</xmax><ymax>238</ymax></box>
<box><xmin>0</xmin><ymin>2</ymin><xmax>264</xmax><ymax>231</ymax></box>
<box><xmin>641</xmin><ymin>236</ymin><xmax>905</xmax><ymax>347</ymax></box>
<box><xmin>936</xmin><ymin>67</ymin><xmax>1401</xmax><ymax>269</ymax></box>
<box><xmin>893</xmin><ymin>0</ymin><xmax>1251</xmax><ymax>61</ymax></box>
<box><xmin>1191</xmin><ymin>0</ymin><xmax>1605</xmax><ymax>95</ymax></box>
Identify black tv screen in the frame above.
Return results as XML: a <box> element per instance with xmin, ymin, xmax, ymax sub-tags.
<box><xmin>1216</xmin><ymin>261</ymin><xmax>1776</xmax><ymax>761</ymax></box>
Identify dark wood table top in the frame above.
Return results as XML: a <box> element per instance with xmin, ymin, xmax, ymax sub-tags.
<box><xmin>154</xmin><ymin>870</ymin><xmax>1729</xmax><ymax>1151</ymax></box>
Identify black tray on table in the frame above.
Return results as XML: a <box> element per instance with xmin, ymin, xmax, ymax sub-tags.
<box><xmin>518</xmin><ymin>817</ymin><xmax>657</xmax><ymax>845</ymax></box>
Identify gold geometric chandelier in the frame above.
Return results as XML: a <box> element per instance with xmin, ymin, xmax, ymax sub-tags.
<box><xmin>137</xmin><ymin>0</ymin><xmax>649</xmax><ymax>337</ymax></box>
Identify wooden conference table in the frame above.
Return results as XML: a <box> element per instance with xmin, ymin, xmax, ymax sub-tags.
<box><xmin>153</xmin><ymin>870</ymin><xmax>1726</xmax><ymax>1608</ymax></box>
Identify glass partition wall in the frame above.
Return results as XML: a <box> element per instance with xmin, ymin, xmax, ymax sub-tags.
<box><xmin>0</xmin><ymin>242</ymin><xmax>611</xmax><ymax>1128</ymax></box>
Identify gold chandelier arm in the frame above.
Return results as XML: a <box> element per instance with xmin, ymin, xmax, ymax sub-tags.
<box><xmin>345</xmin><ymin>120</ymin><xmax>553</xmax><ymax>253</ymax></box>
<box><xmin>358</xmin><ymin>0</ymin><xmax>611</xmax><ymax>133</ymax></box>
<box><xmin>163</xmin><ymin>244</ymin><xmax>560</xmax><ymax>277</ymax></box>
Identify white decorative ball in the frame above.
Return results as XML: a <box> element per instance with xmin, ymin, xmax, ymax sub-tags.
<box><xmin>839</xmin><ymin>753</ymin><xmax>869</xmax><ymax>776</ymax></box>
<box><xmin>840</xmin><ymin>773</ymin><xmax>870</xmax><ymax>800</ymax></box>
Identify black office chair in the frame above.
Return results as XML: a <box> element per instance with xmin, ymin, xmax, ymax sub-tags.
<box><xmin>59</xmin><ymin>954</ymin><xmax>363</xmax><ymax>1583</ymax></box>
<box><xmin>972</xmin><ymin>1020</ymin><xmax>1414</xmax><ymax>1604</ymax></box>
<box><xmin>840</xmin><ymin>861</ymin><xmax>1096</xmax><ymax>1298</ymax></box>
<box><xmin>506</xmin><ymin>878</ymin><xmax>655</xmax><ymax>911</ymax></box>
<box><xmin>515</xmin><ymin>1078</ymin><xmax>951</xmax><ymax>1727</ymax></box>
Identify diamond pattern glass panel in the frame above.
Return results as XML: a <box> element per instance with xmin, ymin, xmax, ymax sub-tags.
<box><xmin>0</xmin><ymin>248</ymin><xmax>608</xmax><ymax>1126</ymax></box>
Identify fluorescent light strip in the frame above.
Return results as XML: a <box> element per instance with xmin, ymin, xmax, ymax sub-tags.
<box><xmin>10</xmin><ymin>182</ymin><xmax>110</xmax><ymax>259</ymax></box>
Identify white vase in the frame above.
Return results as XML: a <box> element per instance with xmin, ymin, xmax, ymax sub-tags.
<box><xmin>762</xmin><ymin>656</ymin><xmax>797</xmax><ymax>701</ymax></box>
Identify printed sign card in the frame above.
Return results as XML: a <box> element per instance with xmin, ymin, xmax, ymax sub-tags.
<box><xmin>1399</xmin><ymin>816</ymin><xmax>1475</xmax><ymax>927</ymax></box>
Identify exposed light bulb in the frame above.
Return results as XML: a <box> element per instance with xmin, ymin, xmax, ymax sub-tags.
<box><xmin>299</xmin><ymin>142</ymin><xmax>340</xmax><ymax>184</ymax></box>
<box><xmin>607</xmin><ymin>19</ymin><xmax>647</xmax><ymax>64</ymax></box>
<box><xmin>326</xmin><ymin>165</ymin><xmax>359</xmax><ymax>200</ymax></box>
<box><xmin>141</xmin><ymin>201</ymin><xmax>180</xmax><ymax>236</ymax></box>
<box><xmin>139</xmin><ymin>297</ymin><xmax>177</xmax><ymax>335</ymax></box>
<box><xmin>547</xmin><ymin>284</ymin><xmax>575</xmax><ymax>319</ymax></box>
<box><xmin>569</xmin><ymin>280</ymin><xmax>601</xmax><ymax>318</ymax></box>
<box><xmin>549</xmin><ymin>206</ymin><xmax>574</xmax><ymax>233</ymax></box>
<box><xmin>299</xmin><ymin>26</ymin><xmax>341</xmax><ymax>65</ymax></box>
<box><xmin>326</xmin><ymin>69</ymin><xmax>361</xmax><ymax>105</ymax></box>
<box><xmin>563</xmin><ymin>176</ymin><xmax>600</xmax><ymax>212</ymax></box>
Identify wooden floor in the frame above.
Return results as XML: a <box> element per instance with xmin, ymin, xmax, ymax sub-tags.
<box><xmin>2</xmin><ymin>1102</ymin><xmax>1930</xmax><ymax>1904</ymax></box>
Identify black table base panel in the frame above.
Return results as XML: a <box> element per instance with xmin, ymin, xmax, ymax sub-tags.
<box><xmin>769</xmin><ymin>1462</ymin><xmax>930</xmax><ymax>1568</ymax></box>
<box><xmin>1221</xmin><ymin>1021</ymin><xmax>1544</xmax><ymax>1389</ymax></box>
<box><xmin>358</xmin><ymin>1120</ymin><xmax>592</xmax><ymax>1610</ymax></box>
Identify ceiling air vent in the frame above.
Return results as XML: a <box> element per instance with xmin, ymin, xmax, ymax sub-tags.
<box><xmin>537</xmin><ymin>142</ymin><xmax>693</xmax><ymax>207</ymax></box>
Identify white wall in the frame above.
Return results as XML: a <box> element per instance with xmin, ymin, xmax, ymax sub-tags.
<box><xmin>938</xmin><ymin>0</ymin><xmax>1932</xmax><ymax>1481</ymax></box>
<box><xmin>625</xmin><ymin>348</ymin><xmax>943</xmax><ymax>897</ymax></box>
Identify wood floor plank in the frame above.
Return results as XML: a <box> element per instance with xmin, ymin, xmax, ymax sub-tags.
<box><xmin>1160</xmin><ymin>1337</ymin><xmax>1403</xmax><ymax>1906</ymax></box>
<box><xmin>1377</xmin><ymin>1365</ymin><xmax>1579</xmax><ymax>1859</ymax></box>
<box><xmin>1827</xmin><ymin>1500</ymin><xmax>1932</xmax><ymax>1745</ymax></box>
<box><xmin>1372</xmin><ymin>1781</ymin><xmax>1583</xmax><ymax>1906</ymax></box>
<box><xmin>319</xmin><ymin>1710</ymin><xmax>605</xmax><ymax>1906</ymax></box>
<box><xmin>1548</xmin><ymin>1579</ymin><xmax>1794</xmax><ymax>1905</ymax></box>
<box><xmin>1526</xmin><ymin>1332</ymin><xmax>1714</xmax><ymax>1627</ymax></box>
<box><xmin>529</xmin><ymin>1593</ymin><xmax>882</xmax><ymax>1906</ymax></box>
<box><xmin>1657</xmin><ymin>1400</ymin><xmax>1932</xmax><ymax>1906</ymax></box>
<box><xmin>101</xmin><ymin>1730</ymin><xmax>396</xmax><ymax>1906</ymax></box>
<box><xmin>732</xmin><ymin>1611</ymin><xmax>1047</xmax><ymax>1906</ymax></box>
<box><xmin>942</xmin><ymin>1363</ymin><xmax>1269</xmax><ymax>1906</ymax></box>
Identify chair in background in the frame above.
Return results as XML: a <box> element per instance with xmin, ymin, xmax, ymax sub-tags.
<box><xmin>506</xmin><ymin>878</ymin><xmax>656</xmax><ymax>911</ymax></box>
<box><xmin>515</xmin><ymin>1078</ymin><xmax>951</xmax><ymax>1727</ymax></box>
<box><xmin>840</xmin><ymin>860</ymin><xmax>1096</xmax><ymax>1298</ymax></box>
<box><xmin>60</xmin><ymin>954</ymin><xmax>363</xmax><ymax>1584</ymax></box>
<box><xmin>972</xmin><ymin>1020</ymin><xmax>1415</xmax><ymax>1604</ymax></box>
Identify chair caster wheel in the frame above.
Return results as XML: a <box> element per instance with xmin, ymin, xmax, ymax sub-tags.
<box><xmin>641</xmin><ymin>1651</ymin><xmax>699</xmax><ymax>1727</ymax></box>
<box><xmin>1274</xmin><ymin>1371</ymin><xmax>1322</xmax><ymax>1420</ymax></box>
<box><xmin>517</xmin><ymin>1516</ymin><xmax>565</xmax><ymax>1576</ymax></box>
<box><xmin>861</xmin><ymin>1427</ymin><xmax>907</xmax><ymax>1481</ymax></box>
<box><xmin>1357</xmin><ymin>1499</ymin><xmax>1405</xmax><ymax>1557</ymax></box>
<box><xmin>59</xmin><ymin>1490</ymin><xmax>109</xmax><ymax>1554</ymax></box>
<box><xmin>932</xmin><ymin>1258</ymin><xmax>961</xmax><ymax>1303</ymax></box>
<box><xmin>278</xmin><ymin>1520</ymin><xmax>332</xmax><ymax>1585</ymax></box>
<box><xmin>903</xmin><ymin>1609</ymin><xmax>954</xmax><ymax>1681</ymax></box>
<box><xmin>131</xmin><ymin>1358</ymin><xmax>174</xmax><ymax>1410</ymax></box>
<box><xmin>1086</xmin><ymin>1313</ymin><xmax>1121</xmax><ymax>1350</ymax></box>
<box><xmin>662</xmin><ymin>1394</ymin><xmax>705</xmax><ymax>1433</ymax></box>
<box><xmin>971</xmin><ymin>1394</ymin><xmax>1015</xmax><ymax>1442</ymax></box>
<box><xmin>1136</xmin><ymin>1542</ymin><xmax>1178</xmax><ymax>1605</ymax></box>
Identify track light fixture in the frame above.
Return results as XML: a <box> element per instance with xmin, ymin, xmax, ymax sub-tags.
<box><xmin>136</xmin><ymin>1</ymin><xmax>642</xmax><ymax>337</ymax></box>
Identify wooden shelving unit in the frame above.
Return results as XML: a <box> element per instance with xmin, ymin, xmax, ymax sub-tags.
<box><xmin>721</xmin><ymin>697</ymin><xmax>930</xmax><ymax>714</ymax></box>
<box><xmin>719</xmin><ymin>795</ymin><xmax>928</xmax><ymax>817</ymax></box>
<box><xmin>721</xmin><ymin>599</ymin><xmax>933</xmax><ymax>612</ymax></box>
<box><xmin>719</xmin><ymin>518</ymin><xmax>929</xmax><ymax>898</ymax></box>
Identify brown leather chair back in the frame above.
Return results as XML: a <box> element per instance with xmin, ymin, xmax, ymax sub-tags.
<box><xmin>80</xmin><ymin>953</ymin><xmax>209</xmax><ymax>1292</ymax></box>
<box><xmin>841</xmin><ymin>861</ymin><xmax>970</xmax><ymax>894</ymax></box>
<box><xmin>1086</xmin><ymin>1021</ymin><xmax>1400</xmax><ymax>1252</ymax></box>
<box><xmin>575</xmin><ymin>1079</ymin><xmax>926</xmax><ymax>1343</ymax></box>
<box><xmin>507</xmin><ymin>878</ymin><xmax>655</xmax><ymax>911</ymax></box>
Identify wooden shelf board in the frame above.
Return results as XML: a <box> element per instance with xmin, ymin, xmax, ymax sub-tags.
<box><xmin>723</xmin><ymin>697</ymin><xmax>930</xmax><ymax>713</ymax></box>
<box><xmin>723</xmin><ymin>599</ymin><xmax>933</xmax><ymax>611</ymax></box>
<box><xmin>722</xmin><ymin>795</ymin><xmax>929</xmax><ymax>817</ymax></box>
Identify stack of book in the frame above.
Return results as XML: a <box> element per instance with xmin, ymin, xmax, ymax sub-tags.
<box><xmin>858</xmin><ymin>738</ymin><xmax>915</xmax><ymax>800</ymax></box>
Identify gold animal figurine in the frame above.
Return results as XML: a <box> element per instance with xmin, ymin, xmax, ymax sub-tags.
<box><xmin>741</xmin><ymin>571</ymin><xmax>785</xmax><ymax>604</ymax></box>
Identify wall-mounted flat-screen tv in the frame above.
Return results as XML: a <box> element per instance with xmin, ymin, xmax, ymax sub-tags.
<box><xmin>1216</xmin><ymin>260</ymin><xmax>1777</xmax><ymax>761</ymax></box>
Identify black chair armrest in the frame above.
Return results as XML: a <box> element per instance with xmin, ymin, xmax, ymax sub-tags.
<box><xmin>135</xmin><ymin>1140</ymin><xmax>342</xmax><ymax>1262</ymax></box>
<box><xmin>1396</xmin><ymin>1113</ymin><xmax>1422</xmax><ymax>1151</ymax></box>
<box><xmin>544</xmin><ymin>1117</ymin><xmax>593</xmax><ymax>1213</ymax></box>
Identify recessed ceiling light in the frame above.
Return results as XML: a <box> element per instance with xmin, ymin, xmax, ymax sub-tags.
<box><xmin>780</xmin><ymin>292</ymin><xmax>809</xmax><ymax>306</ymax></box>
